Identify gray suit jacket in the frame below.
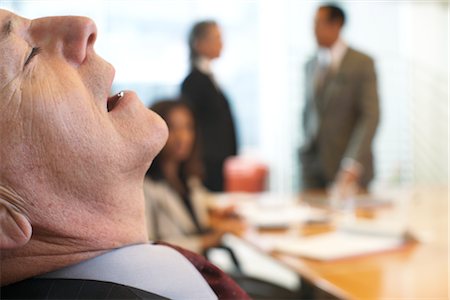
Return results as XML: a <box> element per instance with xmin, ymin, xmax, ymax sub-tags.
<box><xmin>301</xmin><ymin>47</ymin><xmax>380</xmax><ymax>186</ymax></box>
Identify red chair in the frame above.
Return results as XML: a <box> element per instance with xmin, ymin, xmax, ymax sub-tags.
<box><xmin>224</xmin><ymin>156</ymin><xmax>268</xmax><ymax>193</ymax></box>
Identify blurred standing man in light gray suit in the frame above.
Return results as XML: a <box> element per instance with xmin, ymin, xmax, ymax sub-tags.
<box><xmin>300</xmin><ymin>4</ymin><xmax>380</xmax><ymax>192</ymax></box>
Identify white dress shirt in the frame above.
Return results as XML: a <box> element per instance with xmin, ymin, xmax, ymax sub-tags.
<box><xmin>195</xmin><ymin>56</ymin><xmax>213</xmax><ymax>75</ymax></box>
<box><xmin>317</xmin><ymin>37</ymin><xmax>348</xmax><ymax>73</ymax></box>
<box><xmin>39</xmin><ymin>243</ymin><xmax>217</xmax><ymax>299</ymax></box>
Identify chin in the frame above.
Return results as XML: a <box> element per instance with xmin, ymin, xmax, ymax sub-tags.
<box><xmin>139</xmin><ymin>105</ymin><xmax>169</xmax><ymax>153</ymax></box>
<box><xmin>147</xmin><ymin>112</ymin><xmax>168</xmax><ymax>157</ymax></box>
<box><xmin>138</xmin><ymin>112</ymin><xmax>169</xmax><ymax>171</ymax></box>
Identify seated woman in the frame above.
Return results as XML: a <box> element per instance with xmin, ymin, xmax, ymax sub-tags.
<box><xmin>144</xmin><ymin>100</ymin><xmax>226</xmax><ymax>253</ymax></box>
<box><xmin>0</xmin><ymin>9</ymin><xmax>248</xmax><ymax>300</ymax></box>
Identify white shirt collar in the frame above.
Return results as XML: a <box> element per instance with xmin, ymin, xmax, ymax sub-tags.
<box><xmin>317</xmin><ymin>38</ymin><xmax>348</xmax><ymax>72</ymax></box>
<box><xmin>39</xmin><ymin>243</ymin><xmax>217</xmax><ymax>299</ymax></box>
<box><xmin>195</xmin><ymin>56</ymin><xmax>213</xmax><ymax>74</ymax></box>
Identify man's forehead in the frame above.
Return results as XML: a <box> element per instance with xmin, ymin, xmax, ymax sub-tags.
<box><xmin>0</xmin><ymin>9</ymin><xmax>14</xmax><ymax>20</ymax></box>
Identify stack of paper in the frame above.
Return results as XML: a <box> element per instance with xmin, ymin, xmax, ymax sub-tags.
<box><xmin>237</xmin><ymin>203</ymin><xmax>328</xmax><ymax>229</ymax></box>
<box><xmin>272</xmin><ymin>230</ymin><xmax>405</xmax><ymax>261</ymax></box>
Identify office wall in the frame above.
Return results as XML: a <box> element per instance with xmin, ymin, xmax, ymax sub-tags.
<box><xmin>406</xmin><ymin>2</ymin><xmax>448</xmax><ymax>184</ymax></box>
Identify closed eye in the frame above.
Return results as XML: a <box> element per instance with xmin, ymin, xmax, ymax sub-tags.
<box><xmin>24</xmin><ymin>47</ymin><xmax>41</xmax><ymax>66</ymax></box>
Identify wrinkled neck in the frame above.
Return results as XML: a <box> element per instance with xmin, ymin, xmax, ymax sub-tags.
<box><xmin>0</xmin><ymin>189</ymin><xmax>148</xmax><ymax>286</ymax></box>
<box><xmin>0</xmin><ymin>242</ymin><xmax>107</xmax><ymax>286</ymax></box>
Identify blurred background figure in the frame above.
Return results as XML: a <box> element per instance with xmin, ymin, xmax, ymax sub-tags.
<box><xmin>300</xmin><ymin>3</ymin><xmax>380</xmax><ymax>196</ymax></box>
<box><xmin>181</xmin><ymin>20</ymin><xmax>238</xmax><ymax>192</ymax></box>
<box><xmin>144</xmin><ymin>100</ymin><xmax>235</xmax><ymax>253</ymax></box>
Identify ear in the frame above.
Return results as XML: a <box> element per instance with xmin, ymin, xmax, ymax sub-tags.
<box><xmin>0</xmin><ymin>200</ymin><xmax>32</xmax><ymax>249</ymax></box>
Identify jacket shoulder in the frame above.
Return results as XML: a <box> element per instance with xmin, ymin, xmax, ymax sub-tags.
<box><xmin>1</xmin><ymin>278</ymin><xmax>168</xmax><ymax>299</ymax></box>
<box><xmin>182</xmin><ymin>69</ymin><xmax>209</xmax><ymax>88</ymax></box>
<box><xmin>346</xmin><ymin>47</ymin><xmax>375</xmax><ymax>65</ymax></box>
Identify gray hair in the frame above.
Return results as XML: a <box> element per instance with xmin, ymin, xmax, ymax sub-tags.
<box><xmin>188</xmin><ymin>20</ymin><xmax>218</xmax><ymax>67</ymax></box>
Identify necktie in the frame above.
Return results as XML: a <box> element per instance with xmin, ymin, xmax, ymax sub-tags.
<box><xmin>314</xmin><ymin>62</ymin><xmax>329</xmax><ymax>96</ymax></box>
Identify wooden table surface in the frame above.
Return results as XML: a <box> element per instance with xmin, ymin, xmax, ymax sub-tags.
<box><xmin>232</xmin><ymin>186</ymin><xmax>448</xmax><ymax>300</ymax></box>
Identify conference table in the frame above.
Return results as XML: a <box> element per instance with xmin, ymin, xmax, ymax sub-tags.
<box><xmin>213</xmin><ymin>185</ymin><xmax>448</xmax><ymax>300</ymax></box>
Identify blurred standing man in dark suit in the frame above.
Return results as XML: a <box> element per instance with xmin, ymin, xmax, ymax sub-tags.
<box><xmin>182</xmin><ymin>20</ymin><xmax>238</xmax><ymax>192</ymax></box>
<box><xmin>300</xmin><ymin>4</ymin><xmax>380</xmax><ymax>193</ymax></box>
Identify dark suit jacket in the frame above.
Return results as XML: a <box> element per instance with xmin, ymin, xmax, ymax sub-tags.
<box><xmin>301</xmin><ymin>47</ymin><xmax>380</xmax><ymax>187</ymax></box>
<box><xmin>181</xmin><ymin>67</ymin><xmax>238</xmax><ymax>192</ymax></box>
<box><xmin>1</xmin><ymin>278</ymin><xmax>167</xmax><ymax>299</ymax></box>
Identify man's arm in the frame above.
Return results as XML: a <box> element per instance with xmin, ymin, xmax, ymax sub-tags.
<box><xmin>336</xmin><ymin>57</ymin><xmax>380</xmax><ymax>188</ymax></box>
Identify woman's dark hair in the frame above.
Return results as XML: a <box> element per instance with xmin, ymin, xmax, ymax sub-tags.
<box><xmin>146</xmin><ymin>99</ymin><xmax>203</xmax><ymax>183</ymax></box>
<box><xmin>188</xmin><ymin>20</ymin><xmax>218</xmax><ymax>67</ymax></box>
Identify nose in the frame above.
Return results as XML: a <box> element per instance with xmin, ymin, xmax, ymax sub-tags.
<box><xmin>31</xmin><ymin>16</ymin><xmax>97</xmax><ymax>65</ymax></box>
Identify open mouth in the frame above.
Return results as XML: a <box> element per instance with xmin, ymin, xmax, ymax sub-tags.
<box><xmin>107</xmin><ymin>91</ymin><xmax>124</xmax><ymax>112</ymax></box>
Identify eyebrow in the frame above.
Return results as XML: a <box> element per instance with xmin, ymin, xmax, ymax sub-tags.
<box><xmin>1</xmin><ymin>19</ymin><xmax>13</xmax><ymax>42</ymax></box>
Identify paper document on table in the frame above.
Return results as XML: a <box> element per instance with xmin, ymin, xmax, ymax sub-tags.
<box><xmin>302</xmin><ymin>193</ymin><xmax>392</xmax><ymax>208</ymax></box>
<box><xmin>272</xmin><ymin>231</ymin><xmax>405</xmax><ymax>261</ymax></box>
<box><xmin>237</xmin><ymin>203</ymin><xmax>328</xmax><ymax>229</ymax></box>
<box><xmin>338</xmin><ymin>219</ymin><xmax>407</xmax><ymax>237</ymax></box>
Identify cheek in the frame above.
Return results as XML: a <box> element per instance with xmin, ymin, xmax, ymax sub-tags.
<box><xmin>214</xmin><ymin>46</ymin><xmax>221</xmax><ymax>56</ymax></box>
<box><xmin>79</xmin><ymin>57</ymin><xmax>112</xmax><ymax>101</ymax></box>
<box><xmin>1</xmin><ymin>95</ymin><xmax>112</xmax><ymax>197</ymax></box>
<box><xmin>0</xmin><ymin>39</ymin><xmax>26</xmax><ymax>90</ymax></box>
<box><xmin>32</xmin><ymin>100</ymin><xmax>112</xmax><ymax>168</ymax></box>
<box><xmin>315</xmin><ymin>28</ymin><xmax>323</xmax><ymax>38</ymax></box>
<box><xmin>16</xmin><ymin>72</ymin><xmax>118</xmax><ymax>179</ymax></box>
<box><xmin>181</xmin><ymin>132</ymin><xmax>195</xmax><ymax>150</ymax></box>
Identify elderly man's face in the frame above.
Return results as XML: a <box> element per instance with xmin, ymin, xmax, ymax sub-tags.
<box><xmin>0</xmin><ymin>10</ymin><xmax>167</xmax><ymax>247</ymax></box>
